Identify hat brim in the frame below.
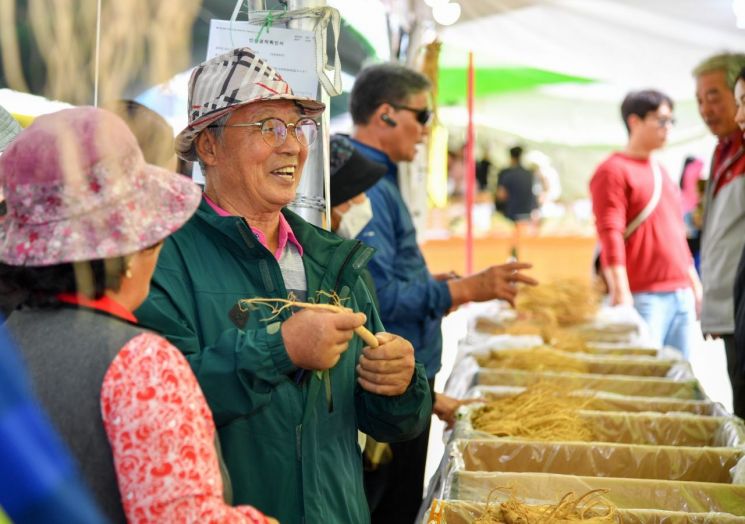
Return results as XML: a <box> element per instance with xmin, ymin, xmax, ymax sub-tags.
<box><xmin>330</xmin><ymin>151</ymin><xmax>387</xmax><ymax>207</ymax></box>
<box><xmin>0</xmin><ymin>164</ymin><xmax>202</xmax><ymax>266</ymax></box>
<box><xmin>175</xmin><ymin>95</ymin><xmax>325</xmax><ymax>162</ymax></box>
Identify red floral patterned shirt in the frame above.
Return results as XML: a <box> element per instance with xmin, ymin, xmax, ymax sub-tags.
<box><xmin>100</xmin><ymin>332</ymin><xmax>270</xmax><ymax>524</ymax></box>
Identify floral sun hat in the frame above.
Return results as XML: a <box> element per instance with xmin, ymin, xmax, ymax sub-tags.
<box><xmin>0</xmin><ymin>106</ymin><xmax>202</xmax><ymax>266</ymax></box>
<box><xmin>175</xmin><ymin>47</ymin><xmax>325</xmax><ymax>161</ymax></box>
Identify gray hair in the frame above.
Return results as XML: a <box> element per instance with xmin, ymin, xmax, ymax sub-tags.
<box><xmin>195</xmin><ymin>112</ymin><xmax>231</xmax><ymax>172</ymax></box>
<box><xmin>692</xmin><ymin>53</ymin><xmax>745</xmax><ymax>90</ymax></box>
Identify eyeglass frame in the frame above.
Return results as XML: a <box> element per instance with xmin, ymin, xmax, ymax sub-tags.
<box><xmin>389</xmin><ymin>103</ymin><xmax>433</xmax><ymax>125</ymax></box>
<box><xmin>645</xmin><ymin>115</ymin><xmax>676</xmax><ymax>128</ymax></box>
<box><xmin>207</xmin><ymin>116</ymin><xmax>320</xmax><ymax>147</ymax></box>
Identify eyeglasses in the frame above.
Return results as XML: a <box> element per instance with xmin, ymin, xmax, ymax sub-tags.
<box><xmin>391</xmin><ymin>104</ymin><xmax>433</xmax><ymax>125</ymax></box>
<box><xmin>208</xmin><ymin>117</ymin><xmax>319</xmax><ymax>148</ymax></box>
<box><xmin>648</xmin><ymin>116</ymin><xmax>676</xmax><ymax>128</ymax></box>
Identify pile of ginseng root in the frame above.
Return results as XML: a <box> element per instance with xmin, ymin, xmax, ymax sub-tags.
<box><xmin>474</xmin><ymin>278</ymin><xmax>603</xmax><ymax>354</ymax></box>
<box><xmin>473</xmin><ymin>488</ymin><xmax>618</xmax><ymax>523</ymax></box>
<box><xmin>475</xmin><ymin>347</ymin><xmax>589</xmax><ymax>374</ymax></box>
<box><xmin>470</xmin><ymin>383</ymin><xmax>594</xmax><ymax>442</ymax></box>
<box><xmin>514</xmin><ymin>278</ymin><xmax>601</xmax><ymax>327</ymax></box>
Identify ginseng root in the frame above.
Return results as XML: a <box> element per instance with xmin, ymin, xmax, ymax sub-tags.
<box><xmin>474</xmin><ymin>487</ymin><xmax>617</xmax><ymax>523</ymax></box>
<box><xmin>239</xmin><ymin>295</ymin><xmax>379</xmax><ymax>348</ymax></box>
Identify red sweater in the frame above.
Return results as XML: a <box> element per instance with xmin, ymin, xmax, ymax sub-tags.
<box><xmin>590</xmin><ymin>152</ymin><xmax>692</xmax><ymax>293</ymax></box>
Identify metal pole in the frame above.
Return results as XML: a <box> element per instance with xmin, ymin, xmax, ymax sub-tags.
<box><xmin>465</xmin><ymin>51</ymin><xmax>475</xmax><ymax>276</ymax></box>
<box><xmin>93</xmin><ymin>0</ymin><xmax>102</xmax><ymax>106</ymax></box>
<box><xmin>286</xmin><ymin>0</ymin><xmax>329</xmax><ymax>229</ymax></box>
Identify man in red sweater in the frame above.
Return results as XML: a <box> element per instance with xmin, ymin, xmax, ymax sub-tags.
<box><xmin>590</xmin><ymin>90</ymin><xmax>702</xmax><ymax>358</ymax></box>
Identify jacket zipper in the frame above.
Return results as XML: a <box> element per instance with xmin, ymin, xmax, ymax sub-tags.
<box><xmin>321</xmin><ymin>241</ymin><xmax>366</xmax><ymax>415</ymax></box>
<box><xmin>333</xmin><ymin>240</ymin><xmax>363</xmax><ymax>294</ymax></box>
<box><xmin>236</xmin><ymin>219</ymin><xmax>277</xmax><ymax>293</ymax></box>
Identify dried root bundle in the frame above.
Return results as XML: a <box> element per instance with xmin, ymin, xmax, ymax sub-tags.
<box><xmin>474</xmin><ymin>317</ymin><xmax>543</xmax><ymax>337</ymax></box>
<box><xmin>471</xmin><ymin>384</ymin><xmax>593</xmax><ymax>441</ymax></box>
<box><xmin>547</xmin><ymin>328</ymin><xmax>590</xmax><ymax>353</ymax></box>
<box><xmin>474</xmin><ymin>488</ymin><xmax>618</xmax><ymax>523</ymax></box>
<box><xmin>476</xmin><ymin>347</ymin><xmax>589</xmax><ymax>373</ymax></box>
<box><xmin>3</xmin><ymin>0</ymin><xmax>201</xmax><ymax>104</ymax></box>
<box><xmin>239</xmin><ymin>292</ymin><xmax>379</xmax><ymax>348</ymax></box>
<box><xmin>473</xmin><ymin>320</ymin><xmax>592</xmax><ymax>354</ymax></box>
<box><xmin>515</xmin><ymin>279</ymin><xmax>600</xmax><ymax>327</ymax></box>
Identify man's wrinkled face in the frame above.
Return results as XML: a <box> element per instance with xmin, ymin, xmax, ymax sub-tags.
<box><xmin>696</xmin><ymin>70</ymin><xmax>738</xmax><ymax>138</ymax></box>
<box><xmin>212</xmin><ymin>100</ymin><xmax>311</xmax><ymax>213</ymax></box>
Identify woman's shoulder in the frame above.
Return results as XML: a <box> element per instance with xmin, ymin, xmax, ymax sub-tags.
<box><xmin>116</xmin><ymin>332</ymin><xmax>189</xmax><ymax>369</ymax></box>
<box><xmin>106</xmin><ymin>332</ymin><xmax>195</xmax><ymax>391</ymax></box>
<box><xmin>101</xmin><ymin>332</ymin><xmax>203</xmax><ymax>421</ymax></box>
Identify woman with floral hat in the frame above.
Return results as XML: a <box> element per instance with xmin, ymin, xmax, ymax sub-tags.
<box><xmin>0</xmin><ymin>107</ymin><xmax>274</xmax><ymax>524</ymax></box>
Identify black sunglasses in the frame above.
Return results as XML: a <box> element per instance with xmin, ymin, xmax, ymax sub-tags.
<box><xmin>391</xmin><ymin>104</ymin><xmax>432</xmax><ymax>125</ymax></box>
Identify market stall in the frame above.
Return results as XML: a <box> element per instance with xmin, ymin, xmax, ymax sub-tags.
<box><xmin>422</xmin><ymin>280</ymin><xmax>745</xmax><ymax>522</ymax></box>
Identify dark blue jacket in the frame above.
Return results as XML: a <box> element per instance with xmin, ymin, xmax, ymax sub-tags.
<box><xmin>351</xmin><ymin>139</ymin><xmax>452</xmax><ymax>378</ymax></box>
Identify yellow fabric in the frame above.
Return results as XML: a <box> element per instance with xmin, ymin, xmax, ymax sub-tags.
<box><xmin>10</xmin><ymin>113</ymin><xmax>33</xmax><ymax>128</ymax></box>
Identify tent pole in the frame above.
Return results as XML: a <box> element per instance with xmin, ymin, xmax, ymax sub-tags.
<box><xmin>465</xmin><ymin>50</ymin><xmax>475</xmax><ymax>275</ymax></box>
<box><xmin>93</xmin><ymin>0</ymin><xmax>101</xmax><ymax>106</ymax></box>
<box><xmin>286</xmin><ymin>0</ymin><xmax>329</xmax><ymax>229</ymax></box>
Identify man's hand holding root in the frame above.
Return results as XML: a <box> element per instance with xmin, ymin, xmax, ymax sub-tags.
<box><xmin>357</xmin><ymin>333</ymin><xmax>416</xmax><ymax>396</ymax></box>
<box><xmin>282</xmin><ymin>309</ymin><xmax>367</xmax><ymax>370</ymax></box>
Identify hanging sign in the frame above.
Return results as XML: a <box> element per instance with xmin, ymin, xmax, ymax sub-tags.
<box><xmin>192</xmin><ymin>19</ymin><xmax>319</xmax><ymax>184</ymax></box>
<box><xmin>206</xmin><ymin>19</ymin><xmax>318</xmax><ymax>99</ymax></box>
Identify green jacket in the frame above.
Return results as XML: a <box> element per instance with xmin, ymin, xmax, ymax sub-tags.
<box><xmin>136</xmin><ymin>199</ymin><xmax>432</xmax><ymax>524</ymax></box>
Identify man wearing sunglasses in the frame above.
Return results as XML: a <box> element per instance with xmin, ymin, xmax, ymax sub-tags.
<box><xmin>136</xmin><ymin>48</ymin><xmax>432</xmax><ymax>524</ymax></box>
<box><xmin>348</xmin><ymin>63</ymin><xmax>537</xmax><ymax>524</ymax></box>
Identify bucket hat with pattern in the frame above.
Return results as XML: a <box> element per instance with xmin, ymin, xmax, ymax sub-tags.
<box><xmin>175</xmin><ymin>47</ymin><xmax>325</xmax><ymax>161</ymax></box>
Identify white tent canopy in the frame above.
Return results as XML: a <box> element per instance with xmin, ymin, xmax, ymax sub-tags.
<box><xmin>431</xmin><ymin>0</ymin><xmax>743</xmax><ymax>197</ymax></box>
<box><xmin>440</xmin><ymin>0</ymin><xmax>744</xmax><ymax>99</ymax></box>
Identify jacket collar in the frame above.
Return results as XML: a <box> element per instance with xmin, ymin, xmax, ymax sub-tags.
<box><xmin>194</xmin><ymin>197</ymin><xmax>374</xmax><ymax>288</ymax></box>
<box><xmin>283</xmin><ymin>208</ymin><xmax>375</xmax><ymax>292</ymax></box>
<box><xmin>348</xmin><ymin>136</ymin><xmax>398</xmax><ymax>188</ymax></box>
<box><xmin>717</xmin><ymin>128</ymin><xmax>743</xmax><ymax>147</ymax></box>
<box><xmin>55</xmin><ymin>293</ymin><xmax>138</xmax><ymax>324</ymax></box>
<box><xmin>202</xmin><ymin>193</ymin><xmax>304</xmax><ymax>258</ymax></box>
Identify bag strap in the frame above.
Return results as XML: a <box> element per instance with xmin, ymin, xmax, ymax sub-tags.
<box><xmin>624</xmin><ymin>160</ymin><xmax>662</xmax><ymax>240</ymax></box>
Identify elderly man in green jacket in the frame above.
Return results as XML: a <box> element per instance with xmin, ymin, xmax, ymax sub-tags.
<box><xmin>136</xmin><ymin>47</ymin><xmax>432</xmax><ymax>524</ymax></box>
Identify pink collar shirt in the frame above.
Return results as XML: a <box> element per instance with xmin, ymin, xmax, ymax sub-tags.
<box><xmin>203</xmin><ymin>195</ymin><xmax>304</xmax><ymax>260</ymax></box>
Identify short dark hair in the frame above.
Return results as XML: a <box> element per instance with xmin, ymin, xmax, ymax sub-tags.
<box><xmin>349</xmin><ymin>63</ymin><xmax>431</xmax><ymax>125</ymax></box>
<box><xmin>0</xmin><ymin>258</ymin><xmax>127</xmax><ymax>311</ymax></box>
<box><xmin>509</xmin><ymin>146</ymin><xmax>523</xmax><ymax>160</ymax></box>
<box><xmin>620</xmin><ymin>89</ymin><xmax>674</xmax><ymax>132</ymax></box>
<box><xmin>739</xmin><ymin>66</ymin><xmax>745</xmax><ymax>85</ymax></box>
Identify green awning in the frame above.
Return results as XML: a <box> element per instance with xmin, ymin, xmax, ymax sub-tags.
<box><xmin>438</xmin><ymin>66</ymin><xmax>595</xmax><ymax>106</ymax></box>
